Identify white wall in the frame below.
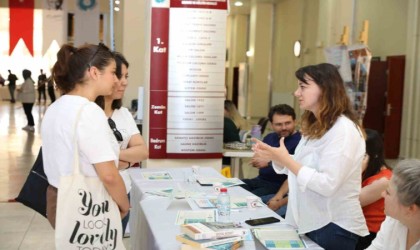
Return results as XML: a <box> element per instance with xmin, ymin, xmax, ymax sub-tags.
<box><xmin>355</xmin><ymin>0</ymin><xmax>408</xmax><ymax>59</ymax></box>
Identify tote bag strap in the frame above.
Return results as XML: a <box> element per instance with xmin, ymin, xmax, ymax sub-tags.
<box><xmin>71</xmin><ymin>102</ymin><xmax>90</xmax><ymax>175</ymax></box>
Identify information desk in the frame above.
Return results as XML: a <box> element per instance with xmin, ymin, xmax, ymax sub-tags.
<box><xmin>223</xmin><ymin>148</ymin><xmax>254</xmax><ymax>177</ymax></box>
<box><xmin>129</xmin><ymin>167</ymin><xmax>323</xmax><ymax>250</ymax></box>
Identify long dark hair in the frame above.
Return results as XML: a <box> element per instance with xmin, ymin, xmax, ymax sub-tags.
<box><xmin>95</xmin><ymin>52</ymin><xmax>129</xmax><ymax>110</ymax></box>
<box><xmin>362</xmin><ymin>129</ymin><xmax>391</xmax><ymax>181</ymax></box>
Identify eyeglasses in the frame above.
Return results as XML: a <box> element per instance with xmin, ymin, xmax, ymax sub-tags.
<box><xmin>108</xmin><ymin>118</ymin><xmax>123</xmax><ymax>142</ymax></box>
<box><xmin>87</xmin><ymin>43</ymin><xmax>106</xmax><ymax>70</ymax></box>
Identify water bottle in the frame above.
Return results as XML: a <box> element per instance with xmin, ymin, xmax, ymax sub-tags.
<box><xmin>250</xmin><ymin>125</ymin><xmax>262</xmax><ymax>145</ymax></box>
<box><xmin>191</xmin><ymin>165</ymin><xmax>199</xmax><ymax>182</ymax></box>
<box><xmin>216</xmin><ymin>188</ymin><xmax>230</xmax><ymax>223</ymax></box>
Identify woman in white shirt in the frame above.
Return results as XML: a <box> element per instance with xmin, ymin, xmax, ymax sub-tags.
<box><xmin>42</xmin><ymin>43</ymin><xmax>129</xmax><ymax>228</ymax></box>
<box><xmin>367</xmin><ymin>159</ymin><xmax>420</xmax><ymax>250</ymax></box>
<box><xmin>253</xmin><ymin>63</ymin><xmax>368</xmax><ymax>250</ymax></box>
<box><xmin>95</xmin><ymin>52</ymin><xmax>149</xmax><ymax>234</ymax></box>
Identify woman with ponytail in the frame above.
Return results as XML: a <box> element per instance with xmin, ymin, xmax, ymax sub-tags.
<box><xmin>41</xmin><ymin>43</ymin><xmax>129</xmax><ymax>230</ymax></box>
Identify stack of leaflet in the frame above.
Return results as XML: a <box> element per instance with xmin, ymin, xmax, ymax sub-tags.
<box><xmin>176</xmin><ymin>222</ymin><xmax>247</xmax><ymax>249</ymax></box>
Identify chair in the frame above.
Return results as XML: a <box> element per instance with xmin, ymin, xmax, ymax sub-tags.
<box><xmin>257</xmin><ymin>117</ymin><xmax>269</xmax><ymax>135</ymax></box>
<box><xmin>221</xmin><ymin>166</ymin><xmax>232</xmax><ymax>178</ymax></box>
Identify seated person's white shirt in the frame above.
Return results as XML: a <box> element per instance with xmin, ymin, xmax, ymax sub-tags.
<box><xmin>110</xmin><ymin>107</ymin><xmax>140</xmax><ymax>193</ymax></box>
<box><xmin>42</xmin><ymin>95</ymin><xmax>118</xmax><ymax>188</ymax></box>
<box><xmin>367</xmin><ymin>216</ymin><xmax>420</xmax><ymax>250</ymax></box>
<box><xmin>272</xmin><ymin>116</ymin><xmax>368</xmax><ymax>236</ymax></box>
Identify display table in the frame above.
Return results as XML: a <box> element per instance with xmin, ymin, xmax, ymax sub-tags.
<box><xmin>129</xmin><ymin>167</ymin><xmax>323</xmax><ymax>250</ymax></box>
<box><xmin>223</xmin><ymin>148</ymin><xmax>254</xmax><ymax>177</ymax></box>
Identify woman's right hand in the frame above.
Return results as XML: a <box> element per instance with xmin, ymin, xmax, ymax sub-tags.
<box><xmin>267</xmin><ymin>197</ymin><xmax>286</xmax><ymax>211</ymax></box>
<box><xmin>120</xmin><ymin>207</ymin><xmax>129</xmax><ymax>219</ymax></box>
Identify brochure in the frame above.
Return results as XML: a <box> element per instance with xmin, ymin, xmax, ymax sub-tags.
<box><xmin>252</xmin><ymin>227</ymin><xmax>306</xmax><ymax>249</ymax></box>
<box><xmin>175</xmin><ymin>210</ymin><xmax>217</xmax><ymax>225</ymax></box>
<box><xmin>189</xmin><ymin>197</ymin><xmax>263</xmax><ymax>209</ymax></box>
<box><xmin>181</xmin><ymin>222</ymin><xmax>248</xmax><ymax>240</ymax></box>
<box><xmin>141</xmin><ymin>171</ymin><xmax>173</xmax><ymax>180</ymax></box>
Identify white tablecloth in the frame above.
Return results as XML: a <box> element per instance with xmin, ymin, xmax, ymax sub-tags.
<box><xmin>129</xmin><ymin>167</ymin><xmax>323</xmax><ymax>250</ymax></box>
<box><xmin>223</xmin><ymin>149</ymin><xmax>254</xmax><ymax>177</ymax></box>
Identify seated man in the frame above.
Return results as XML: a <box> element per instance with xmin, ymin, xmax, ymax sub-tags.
<box><xmin>241</xmin><ymin>104</ymin><xmax>301</xmax><ymax>202</ymax></box>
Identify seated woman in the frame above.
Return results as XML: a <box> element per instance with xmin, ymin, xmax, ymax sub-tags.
<box><xmin>366</xmin><ymin>159</ymin><xmax>420</xmax><ymax>250</ymax></box>
<box><xmin>356</xmin><ymin>129</ymin><xmax>392</xmax><ymax>249</ymax></box>
<box><xmin>223</xmin><ymin>100</ymin><xmax>242</xmax><ymax>165</ymax></box>
<box><xmin>224</xmin><ymin>100</ymin><xmax>246</xmax><ymax>132</ymax></box>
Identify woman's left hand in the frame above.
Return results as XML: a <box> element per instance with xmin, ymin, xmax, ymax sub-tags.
<box><xmin>251</xmin><ymin>138</ymin><xmax>277</xmax><ymax>161</ymax></box>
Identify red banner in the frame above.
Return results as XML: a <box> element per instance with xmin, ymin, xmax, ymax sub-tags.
<box><xmin>9</xmin><ymin>0</ymin><xmax>34</xmax><ymax>56</ymax></box>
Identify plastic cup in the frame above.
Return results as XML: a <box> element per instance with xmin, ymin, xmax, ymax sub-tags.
<box><xmin>246</xmin><ymin>196</ymin><xmax>259</xmax><ymax>210</ymax></box>
<box><xmin>213</xmin><ymin>182</ymin><xmax>223</xmax><ymax>193</ymax></box>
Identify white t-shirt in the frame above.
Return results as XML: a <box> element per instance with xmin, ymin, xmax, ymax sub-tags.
<box><xmin>42</xmin><ymin>95</ymin><xmax>118</xmax><ymax>188</ymax></box>
<box><xmin>367</xmin><ymin>216</ymin><xmax>420</xmax><ymax>250</ymax></box>
<box><xmin>273</xmin><ymin>115</ymin><xmax>369</xmax><ymax>236</ymax></box>
<box><xmin>110</xmin><ymin>107</ymin><xmax>140</xmax><ymax>193</ymax></box>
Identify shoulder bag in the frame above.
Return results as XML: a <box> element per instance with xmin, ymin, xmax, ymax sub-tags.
<box><xmin>55</xmin><ymin>104</ymin><xmax>125</xmax><ymax>249</ymax></box>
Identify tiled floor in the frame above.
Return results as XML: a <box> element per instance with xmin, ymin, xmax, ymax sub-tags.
<box><xmin>0</xmin><ymin>99</ymin><xmax>130</xmax><ymax>250</ymax></box>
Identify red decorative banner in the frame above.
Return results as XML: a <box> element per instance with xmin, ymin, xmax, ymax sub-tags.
<box><xmin>9</xmin><ymin>0</ymin><xmax>35</xmax><ymax>56</ymax></box>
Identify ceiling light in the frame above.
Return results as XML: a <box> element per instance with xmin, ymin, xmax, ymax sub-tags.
<box><xmin>293</xmin><ymin>40</ymin><xmax>301</xmax><ymax>57</ymax></box>
<box><xmin>234</xmin><ymin>1</ymin><xmax>243</xmax><ymax>6</ymax></box>
<box><xmin>115</xmin><ymin>0</ymin><xmax>120</xmax><ymax>4</ymax></box>
<box><xmin>246</xmin><ymin>50</ymin><xmax>253</xmax><ymax>57</ymax></box>
<box><xmin>114</xmin><ymin>6</ymin><xmax>120</xmax><ymax>11</ymax></box>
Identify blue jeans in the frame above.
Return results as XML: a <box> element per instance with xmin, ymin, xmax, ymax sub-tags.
<box><xmin>306</xmin><ymin>223</ymin><xmax>359</xmax><ymax>250</ymax></box>
<box><xmin>260</xmin><ymin>194</ymin><xmax>287</xmax><ymax>217</ymax></box>
<box><xmin>121</xmin><ymin>193</ymin><xmax>130</xmax><ymax>235</ymax></box>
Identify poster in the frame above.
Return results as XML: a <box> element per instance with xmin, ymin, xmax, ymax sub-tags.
<box><xmin>324</xmin><ymin>44</ymin><xmax>372</xmax><ymax>122</ymax></box>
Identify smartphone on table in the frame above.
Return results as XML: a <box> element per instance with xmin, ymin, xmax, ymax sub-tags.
<box><xmin>244</xmin><ymin>216</ymin><xmax>280</xmax><ymax>226</ymax></box>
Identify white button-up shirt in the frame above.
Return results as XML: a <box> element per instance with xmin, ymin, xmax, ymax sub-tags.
<box><xmin>367</xmin><ymin>216</ymin><xmax>420</xmax><ymax>250</ymax></box>
<box><xmin>273</xmin><ymin>115</ymin><xmax>369</xmax><ymax>236</ymax></box>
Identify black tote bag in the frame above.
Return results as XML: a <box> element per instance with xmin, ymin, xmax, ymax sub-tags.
<box><xmin>16</xmin><ymin>148</ymin><xmax>48</xmax><ymax>217</ymax></box>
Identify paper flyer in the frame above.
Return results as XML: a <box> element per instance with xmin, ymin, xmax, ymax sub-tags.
<box><xmin>141</xmin><ymin>171</ymin><xmax>173</xmax><ymax>180</ymax></box>
<box><xmin>175</xmin><ymin>210</ymin><xmax>217</xmax><ymax>225</ymax></box>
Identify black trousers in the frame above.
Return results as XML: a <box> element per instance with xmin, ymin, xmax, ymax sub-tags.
<box><xmin>38</xmin><ymin>87</ymin><xmax>46</xmax><ymax>102</ymax></box>
<box><xmin>8</xmin><ymin>85</ymin><xmax>16</xmax><ymax>102</ymax></box>
<box><xmin>47</xmin><ymin>86</ymin><xmax>56</xmax><ymax>103</ymax></box>
<box><xmin>22</xmin><ymin>103</ymin><xmax>34</xmax><ymax>126</ymax></box>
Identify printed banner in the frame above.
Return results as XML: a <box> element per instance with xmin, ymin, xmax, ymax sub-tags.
<box><xmin>42</xmin><ymin>0</ymin><xmax>66</xmax><ymax>55</ymax></box>
<box><xmin>43</xmin><ymin>0</ymin><xmax>65</xmax><ymax>10</ymax></box>
<box><xmin>73</xmin><ymin>0</ymin><xmax>100</xmax><ymax>46</ymax></box>
<box><xmin>42</xmin><ymin>10</ymin><xmax>66</xmax><ymax>55</ymax></box>
<box><xmin>9</xmin><ymin>0</ymin><xmax>35</xmax><ymax>56</ymax></box>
